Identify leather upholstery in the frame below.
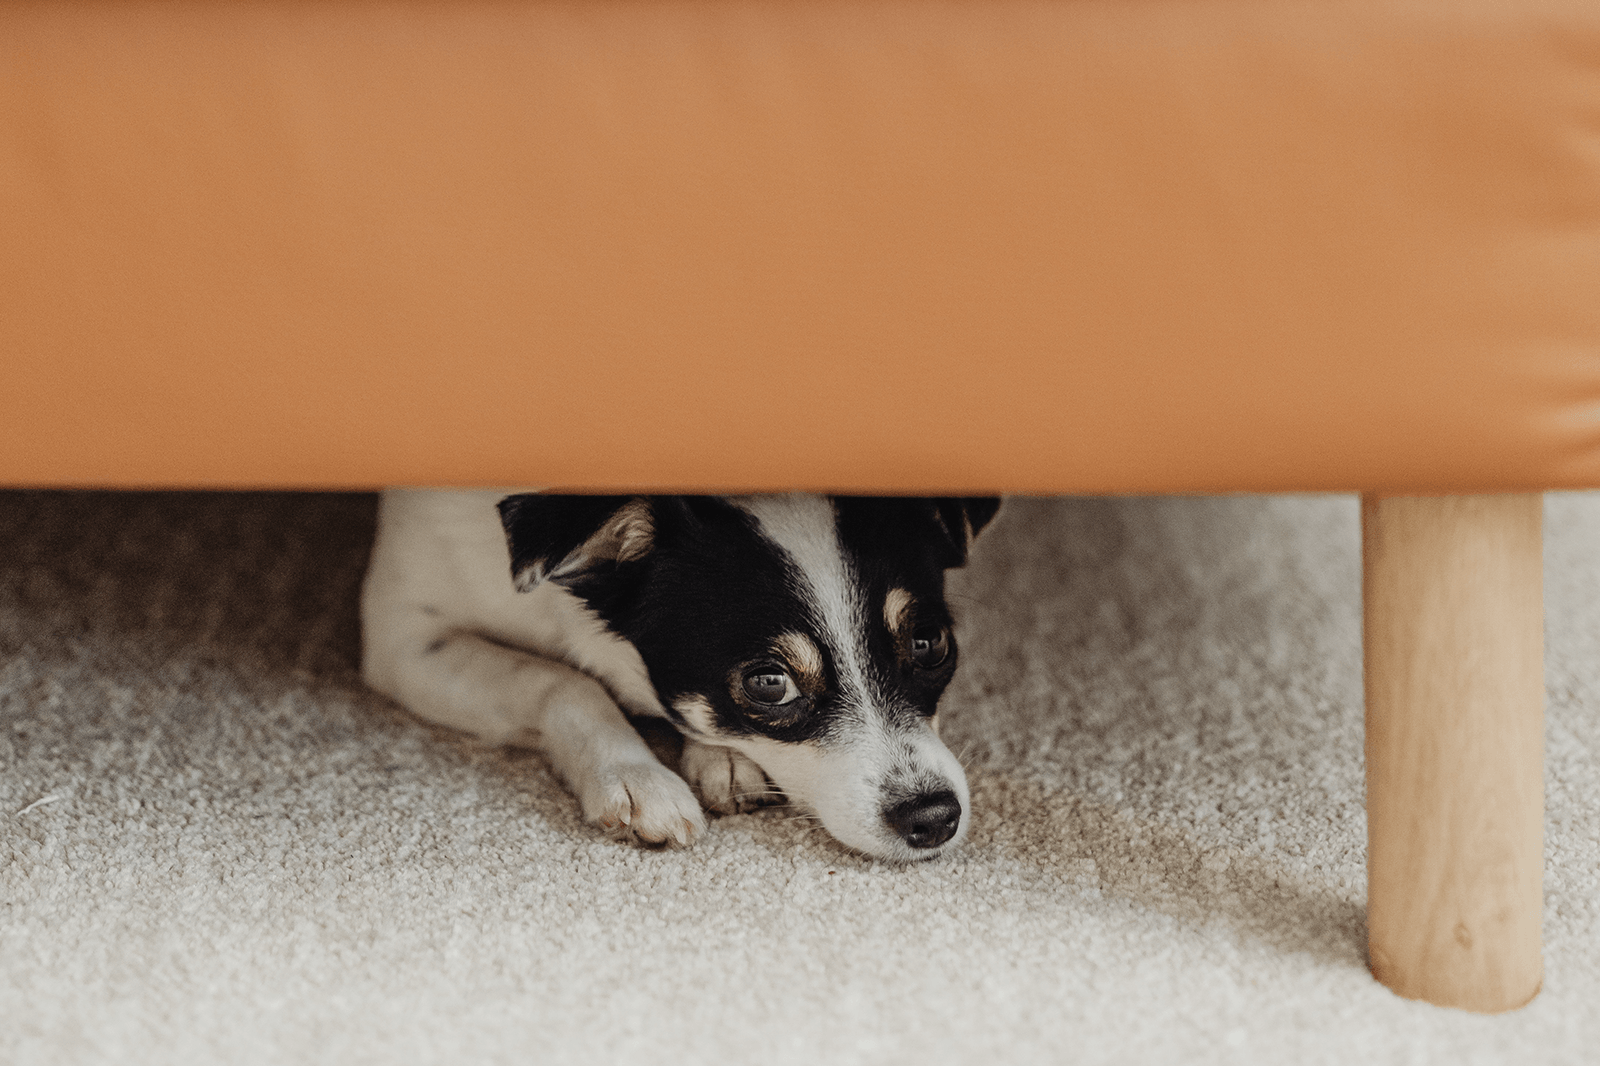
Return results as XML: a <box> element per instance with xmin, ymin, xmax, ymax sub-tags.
<box><xmin>4</xmin><ymin>0</ymin><xmax>1598</xmax><ymax>492</ymax></box>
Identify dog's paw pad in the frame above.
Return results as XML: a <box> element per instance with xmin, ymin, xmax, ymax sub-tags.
<box><xmin>680</xmin><ymin>740</ymin><xmax>777</xmax><ymax>815</ymax></box>
<box><xmin>582</xmin><ymin>762</ymin><xmax>707</xmax><ymax>847</ymax></box>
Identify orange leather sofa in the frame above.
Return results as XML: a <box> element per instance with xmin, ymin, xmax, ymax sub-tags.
<box><xmin>5</xmin><ymin>0</ymin><xmax>1598</xmax><ymax>1013</ymax></box>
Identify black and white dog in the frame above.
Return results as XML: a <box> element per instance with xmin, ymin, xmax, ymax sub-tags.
<box><xmin>361</xmin><ymin>491</ymin><xmax>998</xmax><ymax>861</ymax></box>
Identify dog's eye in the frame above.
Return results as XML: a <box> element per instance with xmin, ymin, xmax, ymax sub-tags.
<box><xmin>910</xmin><ymin>625</ymin><xmax>950</xmax><ymax>669</ymax></box>
<box><xmin>742</xmin><ymin>670</ymin><xmax>799</xmax><ymax>706</ymax></box>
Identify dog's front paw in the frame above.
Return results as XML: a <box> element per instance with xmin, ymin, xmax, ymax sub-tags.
<box><xmin>680</xmin><ymin>739</ymin><xmax>776</xmax><ymax>815</ymax></box>
<box><xmin>580</xmin><ymin>760</ymin><xmax>707</xmax><ymax>847</ymax></box>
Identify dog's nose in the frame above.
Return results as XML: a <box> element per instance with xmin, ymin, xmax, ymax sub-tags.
<box><xmin>884</xmin><ymin>790</ymin><xmax>962</xmax><ymax>849</ymax></box>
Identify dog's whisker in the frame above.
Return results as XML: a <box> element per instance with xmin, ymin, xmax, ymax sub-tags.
<box><xmin>946</xmin><ymin>592</ymin><xmax>1005</xmax><ymax>615</ymax></box>
<box><xmin>784</xmin><ymin>820</ymin><xmax>824</xmax><ymax>840</ymax></box>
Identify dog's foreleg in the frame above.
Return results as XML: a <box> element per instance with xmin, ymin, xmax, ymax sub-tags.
<box><xmin>372</xmin><ymin>631</ymin><xmax>706</xmax><ymax>846</ymax></box>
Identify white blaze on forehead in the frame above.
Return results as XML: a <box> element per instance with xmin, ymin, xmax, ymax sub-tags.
<box><xmin>732</xmin><ymin>495</ymin><xmax>873</xmax><ymax>712</ymax></box>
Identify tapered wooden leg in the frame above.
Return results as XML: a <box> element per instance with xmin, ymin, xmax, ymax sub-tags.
<box><xmin>1362</xmin><ymin>494</ymin><xmax>1544</xmax><ymax>1012</ymax></box>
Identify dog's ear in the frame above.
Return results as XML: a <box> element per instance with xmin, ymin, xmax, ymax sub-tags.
<box><xmin>928</xmin><ymin>497</ymin><xmax>1001</xmax><ymax>569</ymax></box>
<box><xmin>496</xmin><ymin>494</ymin><xmax>656</xmax><ymax>592</ymax></box>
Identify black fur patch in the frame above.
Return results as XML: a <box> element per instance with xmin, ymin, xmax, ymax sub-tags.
<box><xmin>836</xmin><ymin>496</ymin><xmax>1000</xmax><ymax>570</ymax></box>
<box><xmin>497</xmin><ymin>494</ymin><xmax>632</xmax><ymax>588</ymax></box>
<box><xmin>613</xmin><ymin>498</ymin><xmax>832</xmax><ymax>743</ymax></box>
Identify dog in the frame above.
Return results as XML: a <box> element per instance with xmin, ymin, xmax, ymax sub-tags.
<box><xmin>360</xmin><ymin>490</ymin><xmax>998</xmax><ymax>861</ymax></box>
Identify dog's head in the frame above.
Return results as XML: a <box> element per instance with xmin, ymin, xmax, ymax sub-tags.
<box><xmin>496</xmin><ymin>493</ymin><xmax>998</xmax><ymax>861</ymax></box>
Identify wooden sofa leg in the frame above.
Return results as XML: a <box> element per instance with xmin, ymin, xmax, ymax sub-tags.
<box><xmin>1361</xmin><ymin>494</ymin><xmax>1544</xmax><ymax>1012</ymax></box>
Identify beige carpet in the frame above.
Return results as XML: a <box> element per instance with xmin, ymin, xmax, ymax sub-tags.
<box><xmin>2</xmin><ymin>491</ymin><xmax>1596</xmax><ymax>1065</ymax></box>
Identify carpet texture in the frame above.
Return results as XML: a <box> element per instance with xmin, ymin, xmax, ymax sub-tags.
<box><xmin>1</xmin><ymin>491</ymin><xmax>1596</xmax><ymax>1065</ymax></box>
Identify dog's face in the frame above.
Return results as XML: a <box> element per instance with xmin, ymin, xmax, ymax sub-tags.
<box><xmin>497</xmin><ymin>494</ymin><xmax>998</xmax><ymax>861</ymax></box>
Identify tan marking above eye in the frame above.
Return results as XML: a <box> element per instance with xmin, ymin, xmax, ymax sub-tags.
<box><xmin>884</xmin><ymin>588</ymin><xmax>914</xmax><ymax>633</ymax></box>
<box><xmin>772</xmin><ymin>631</ymin><xmax>825</xmax><ymax>691</ymax></box>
